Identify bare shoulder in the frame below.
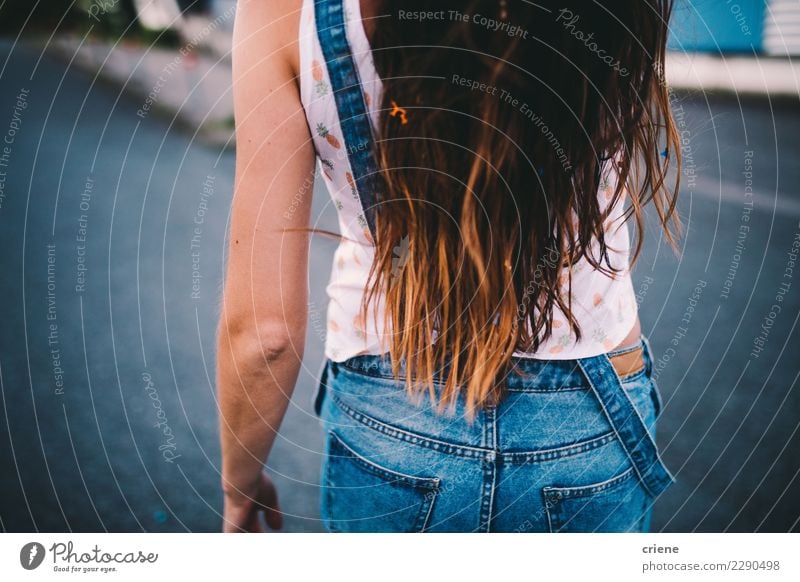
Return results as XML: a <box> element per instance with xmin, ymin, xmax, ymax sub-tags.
<box><xmin>233</xmin><ymin>0</ymin><xmax>303</xmax><ymax>79</ymax></box>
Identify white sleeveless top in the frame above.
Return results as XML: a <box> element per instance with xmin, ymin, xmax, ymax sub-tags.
<box><xmin>298</xmin><ymin>0</ymin><xmax>639</xmax><ymax>362</ymax></box>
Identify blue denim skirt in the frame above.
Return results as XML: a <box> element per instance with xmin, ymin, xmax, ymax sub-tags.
<box><xmin>312</xmin><ymin>336</ymin><xmax>674</xmax><ymax>532</ymax></box>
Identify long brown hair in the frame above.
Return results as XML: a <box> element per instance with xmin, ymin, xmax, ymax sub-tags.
<box><xmin>359</xmin><ymin>0</ymin><xmax>681</xmax><ymax>419</ymax></box>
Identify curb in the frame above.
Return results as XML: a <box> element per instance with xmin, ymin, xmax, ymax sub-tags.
<box><xmin>43</xmin><ymin>36</ymin><xmax>235</xmax><ymax>149</ymax></box>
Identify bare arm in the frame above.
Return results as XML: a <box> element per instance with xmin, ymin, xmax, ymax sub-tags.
<box><xmin>217</xmin><ymin>0</ymin><xmax>314</xmax><ymax>532</ymax></box>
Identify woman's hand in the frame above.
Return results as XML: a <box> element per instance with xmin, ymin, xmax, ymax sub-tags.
<box><xmin>222</xmin><ymin>471</ymin><xmax>283</xmax><ymax>532</ymax></box>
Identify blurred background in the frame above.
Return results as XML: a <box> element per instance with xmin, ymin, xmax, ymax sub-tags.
<box><xmin>0</xmin><ymin>0</ymin><xmax>798</xmax><ymax>532</ymax></box>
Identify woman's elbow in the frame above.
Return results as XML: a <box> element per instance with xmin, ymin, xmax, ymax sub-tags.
<box><xmin>217</xmin><ymin>317</ymin><xmax>305</xmax><ymax>373</ymax></box>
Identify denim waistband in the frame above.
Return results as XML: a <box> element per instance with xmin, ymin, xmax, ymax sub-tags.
<box><xmin>334</xmin><ymin>335</ymin><xmax>653</xmax><ymax>392</ymax></box>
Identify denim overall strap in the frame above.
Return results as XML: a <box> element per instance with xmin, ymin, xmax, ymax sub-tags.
<box><xmin>578</xmin><ymin>354</ymin><xmax>676</xmax><ymax>498</ymax></box>
<box><xmin>314</xmin><ymin>0</ymin><xmax>379</xmax><ymax>240</ymax></box>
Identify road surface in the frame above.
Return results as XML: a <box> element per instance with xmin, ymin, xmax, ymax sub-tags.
<box><xmin>0</xmin><ymin>40</ymin><xmax>798</xmax><ymax>532</ymax></box>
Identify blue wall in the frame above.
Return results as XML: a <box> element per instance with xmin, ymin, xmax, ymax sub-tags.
<box><xmin>668</xmin><ymin>0</ymin><xmax>766</xmax><ymax>53</ymax></box>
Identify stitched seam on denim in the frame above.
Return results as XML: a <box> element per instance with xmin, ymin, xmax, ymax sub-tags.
<box><xmin>326</xmin><ymin>430</ymin><xmax>437</xmax><ymax>532</ymax></box>
<box><xmin>341</xmin><ymin>359</ymin><xmax>591</xmax><ymax>392</ymax></box>
<box><xmin>619</xmin><ymin>367</ymin><xmax>647</xmax><ymax>384</ymax></box>
<box><xmin>418</xmin><ymin>494</ymin><xmax>436</xmax><ymax>532</ymax></box>
<box><xmin>330</xmin><ymin>392</ymin><xmax>619</xmax><ymax>463</ymax></box>
<box><xmin>505</xmin><ymin>384</ymin><xmax>589</xmax><ymax>393</ymax></box>
<box><xmin>337</xmin><ymin>362</ymin><xmax>450</xmax><ymax>388</ymax></box>
<box><xmin>607</xmin><ymin>339</ymin><xmax>644</xmax><ymax>358</ymax></box>
<box><xmin>489</xmin><ymin>406</ymin><xmax>498</xmax><ymax>531</ymax></box>
<box><xmin>331</xmin><ymin>393</ymin><xmax>487</xmax><ymax>458</ymax></box>
<box><xmin>608</xmin><ymin>368</ymin><xmax>676</xmax><ymax>487</ymax></box>
<box><xmin>543</xmin><ymin>466</ymin><xmax>635</xmax><ymax>499</ymax></box>
<box><xmin>650</xmin><ymin>378</ymin><xmax>664</xmax><ymax>419</ymax></box>
<box><xmin>480</xmin><ymin>465</ymin><xmax>496</xmax><ymax>532</ymax></box>
<box><xmin>322</xmin><ymin>450</ymin><xmax>338</xmax><ymax>532</ymax></box>
<box><xmin>578</xmin><ymin>357</ymin><xmax>654</xmax><ymax>496</ymax></box>
<box><xmin>314</xmin><ymin>0</ymin><xmax>378</xmax><ymax>238</ymax></box>
<box><xmin>478</xmin><ymin>406</ymin><xmax>497</xmax><ymax>532</ymax></box>
<box><xmin>328</xmin><ymin>430</ymin><xmax>440</xmax><ymax>489</ymax></box>
<box><xmin>341</xmin><ymin>361</ymin><xmax>594</xmax><ymax>393</ymax></box>
<box><xmin>545</xmin><ymin>506</ymin><xmax>556</xmax><ymax>533</ymax></box>
<box><xmin>646</xmin><ymin>442</ymin><xmax>677</xmax><ymax>485</ymax></box>
<box><xmin>502</xmin><ymin>432</ymin><xmax>617</xmax><ymax>463</ymax></box>
<box><xmin>633</xmin><ymin>491</ymin><xmax>654</xmax><ymax>533</ymax></box>
<box><xmin>577</xmin><ymin>357</ymin><xmax>672</xmax><ymax>496</ymax></box>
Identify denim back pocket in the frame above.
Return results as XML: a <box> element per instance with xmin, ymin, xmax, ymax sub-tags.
<box><xmin>542</xmin><ymin>465</ymin><xmax>650</xmax><ymax>532</ymax></box>
<box><xmin>321</xmin><ymin>430</ymin><xmax>440</xmax><ymax>532</ymax></box>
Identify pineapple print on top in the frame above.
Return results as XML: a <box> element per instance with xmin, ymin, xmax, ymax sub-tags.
<box><xmin>315</xmin><ymin>122</ymin><xmax>341</xmax><ymax>149</ymax></box>
<box><xmin>311</xmin><ymin>60</ymin><xmax>329</xmax><ymax>96</ymax></box>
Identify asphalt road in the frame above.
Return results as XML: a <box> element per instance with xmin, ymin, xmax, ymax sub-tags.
<box><xmin>0</xmin><ymin>41</ymin><xmax>798</xmax><ymax>532</ymax></box>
